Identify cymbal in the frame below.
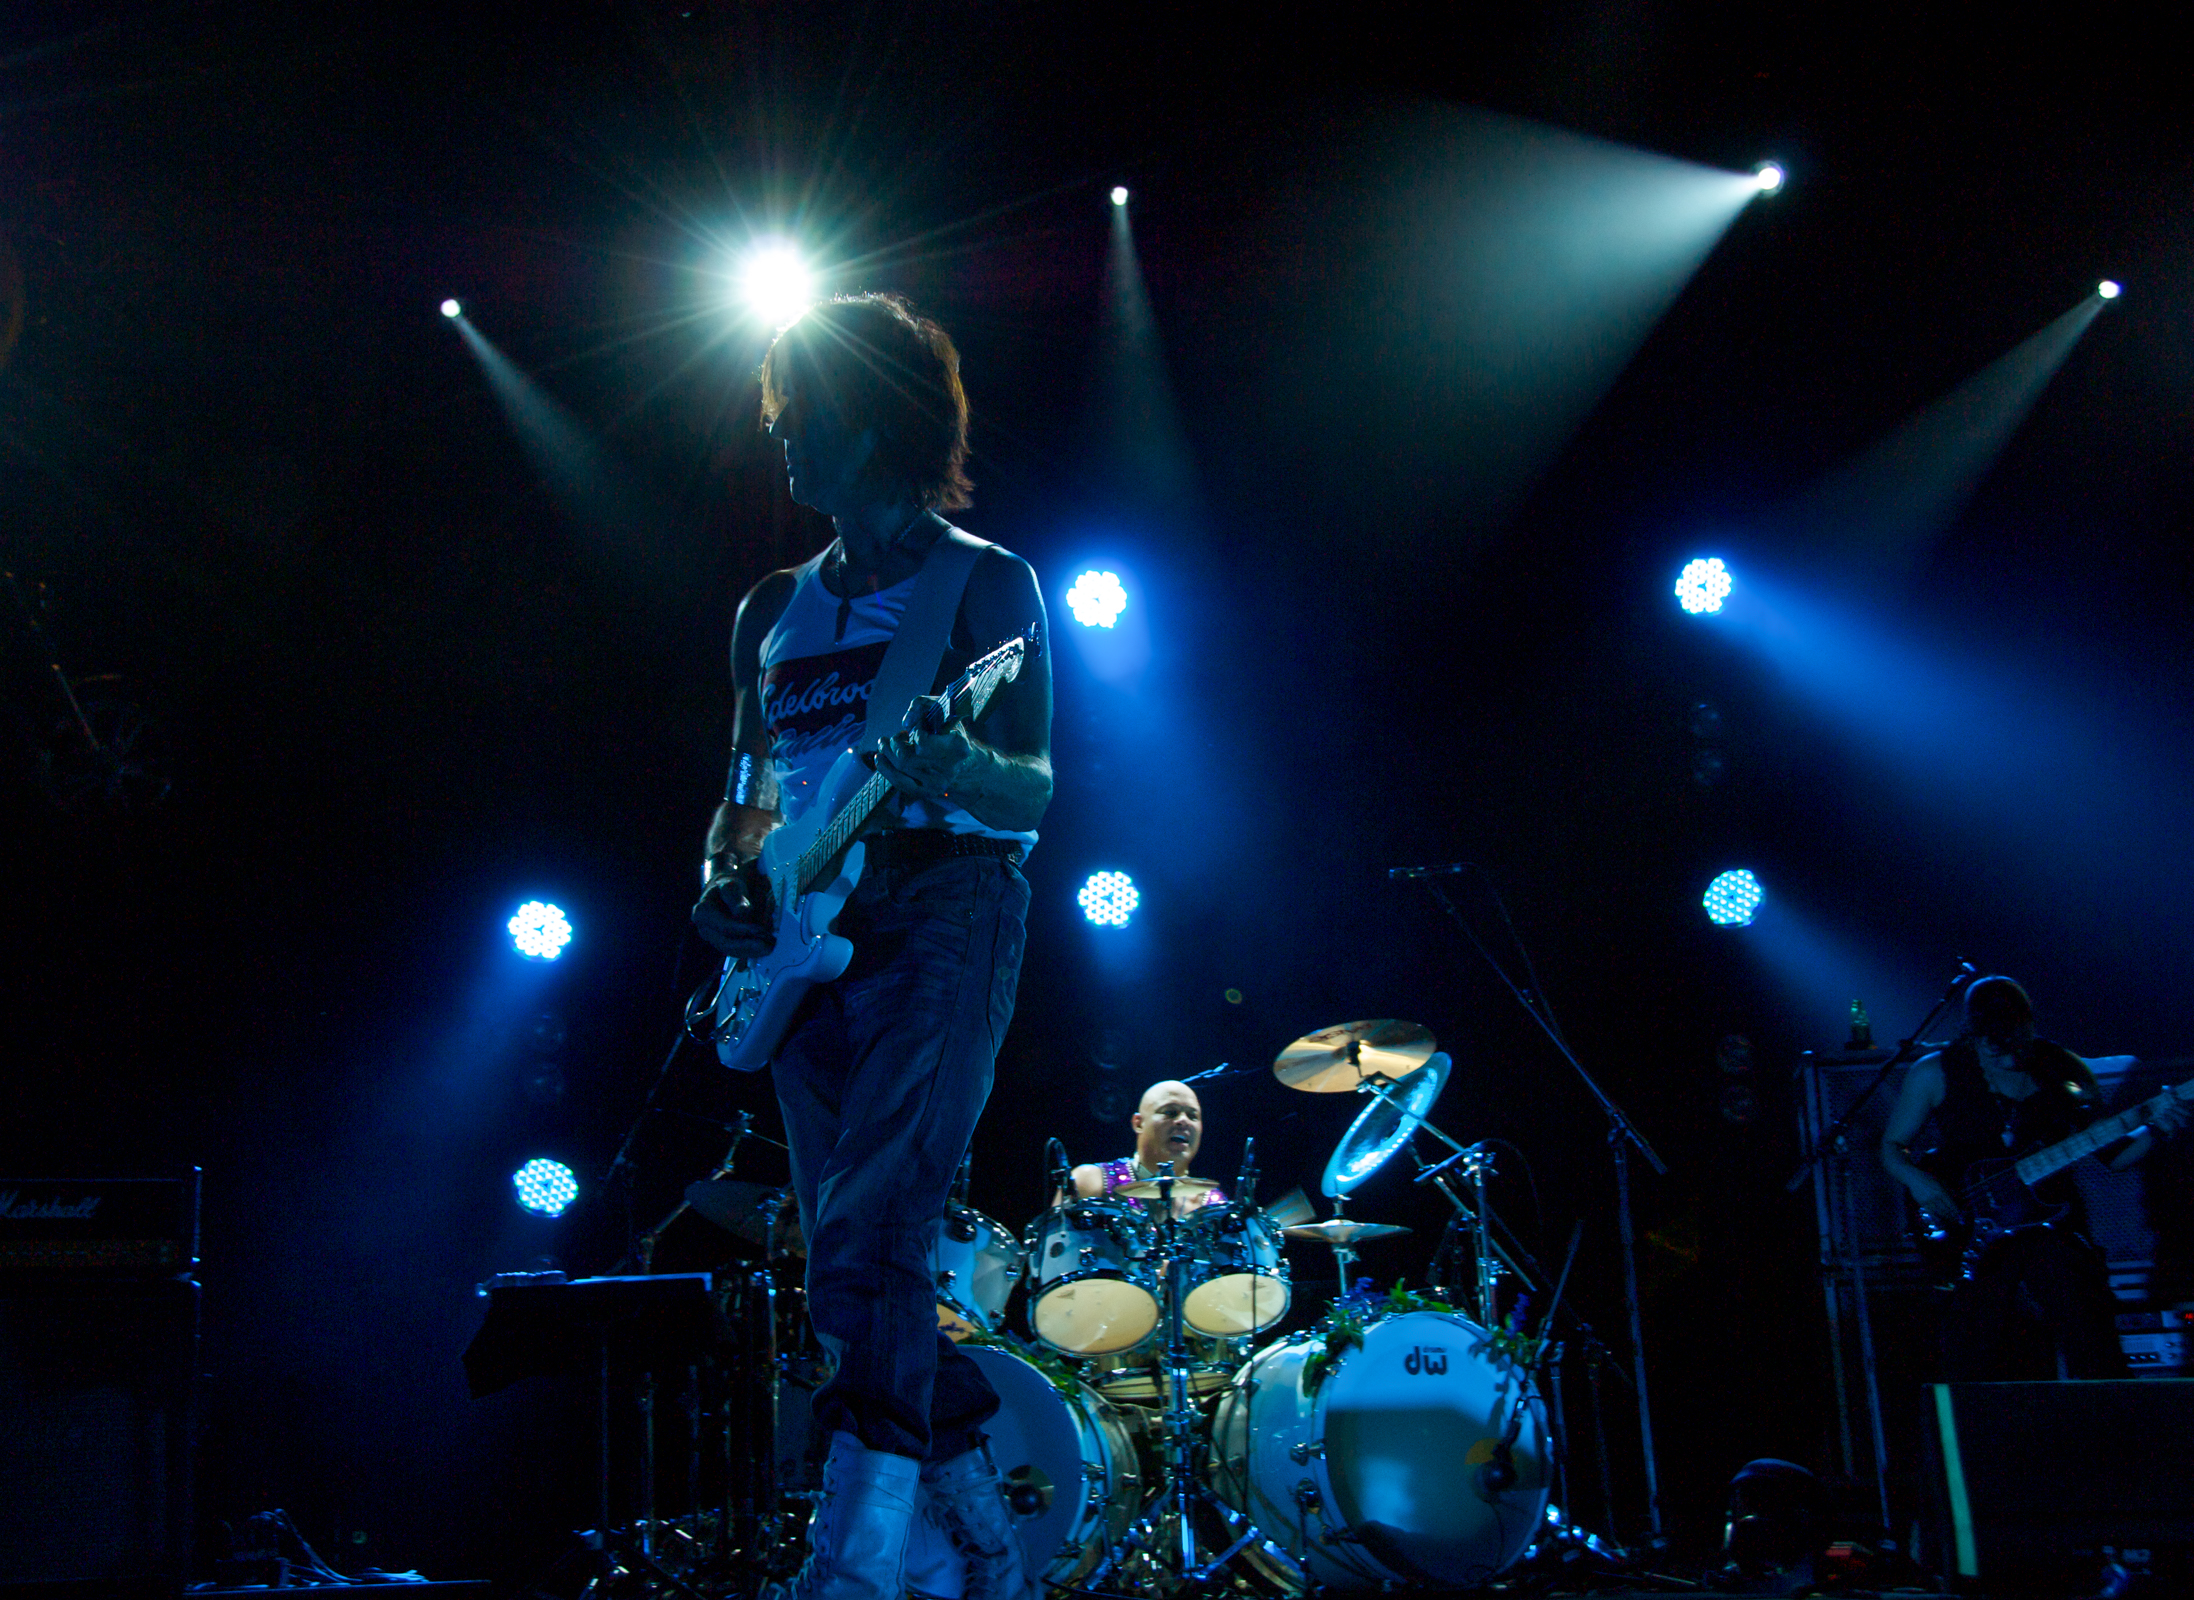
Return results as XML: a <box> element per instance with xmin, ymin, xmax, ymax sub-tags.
<box><xmin>1282</xmin><ymin>1219</ymin><xmax>1413</xmax><ymax>1245</ymax></box>
<box><xmin>1113</xmin><ymin>1175</ymin><xmax>1221</xmax><ymax>1201</ymax></box>
<box><xmin>685</xmin><ymin>1178</ymin><xmax>806</xmax><ymax>1258</ymax></box>
<box><xmin>1274</xmin><ymin>1020</ymin><xmax>1436</xmax><ymax>1092</ymax></box>
<box><xmin>1323</xmin><ymin>1052</ymin><xmax>1454</xmax><ymax>1200</ymax></box>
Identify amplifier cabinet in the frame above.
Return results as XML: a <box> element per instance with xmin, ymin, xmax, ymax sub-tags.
<box><xmin>0</xmin><ymin>1276</ymin><xmax>198</xmax><ymax>1594</ymax></box>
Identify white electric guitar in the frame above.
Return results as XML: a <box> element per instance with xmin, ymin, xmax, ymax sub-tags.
<box><xmin>685</xmin><ymin>628</ymin><xmax>1035</xmax><ymax>1073</ymax></box>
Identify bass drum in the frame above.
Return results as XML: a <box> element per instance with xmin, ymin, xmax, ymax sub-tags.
<box><xmin>904</xmin><ymin>1343</ymin><xmax>1144</xmax><ymax>1596</ymax></box>
<box><xmin>1211</xmin><ymin>1310</ymin><xmax>1549</xmax><ymax>1591</ymax></box>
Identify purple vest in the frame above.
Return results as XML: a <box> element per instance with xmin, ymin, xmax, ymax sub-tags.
<box><xmin>1098</xmin><ymin>1157</ymin><xmax>1226</xmax><ymax>1209</ymax></box>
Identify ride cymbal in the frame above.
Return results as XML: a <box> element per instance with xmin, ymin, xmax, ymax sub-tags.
<box><xmin>1281</xmin><ymin>1219</ymin><xmax>1413</xmax><ymax>1245</ymax></box>
<box><xmin>1274</xmin><ymin>1020</ymin><xmax>1436</xmax><ymax>1092</ymax></box>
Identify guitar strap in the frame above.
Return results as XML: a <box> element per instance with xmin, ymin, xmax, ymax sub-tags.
<box><xmin>858</xmin><ymin>520</ymin><xmax>988</xmax><ymax>753</ymax></box>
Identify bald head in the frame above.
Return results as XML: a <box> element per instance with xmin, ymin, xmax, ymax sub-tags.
<box><xmin>1132</xmin><ymin>1080</ymin><xmax>1203</xmax><ymax>1172</ymax></box>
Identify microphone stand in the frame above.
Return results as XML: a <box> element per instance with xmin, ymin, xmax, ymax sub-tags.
<box><xmin>1405</xmin><ymin>870</ymin><xmax>1671</xmax><ymax>1542</ymax></box>
<box><xmin>1780</xmin><ymin>962</ymin><xmax>1969</xmax><ymax>1535</ymax></box>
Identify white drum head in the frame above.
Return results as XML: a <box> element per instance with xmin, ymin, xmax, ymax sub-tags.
<box><xmin>1030</xmin><ymin>1279</ymin><xmax>1160</xmax><ymax>1354</ymax></box>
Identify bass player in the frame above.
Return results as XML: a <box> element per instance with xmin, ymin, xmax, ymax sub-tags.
<box><xmin>1880</xmin><ymin>974</ymin><xmax>2187</xmax><ymax>1379</ymax></box>
<box><xmin>691</xmin><ymin>292</ymin><xmax>1052</xmax><ymax>1600</ymax></box>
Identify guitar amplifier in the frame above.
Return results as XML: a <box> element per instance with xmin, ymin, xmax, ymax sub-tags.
<box><xmin>0</xmin><ymin>1174</ymin><xmax>200</xmax><ymax>1278</ymax></box>
<box><xmin>2118</xmin><ymin>1308</ymin><xmax>2194</xmax><ymax>1375</ymax></box>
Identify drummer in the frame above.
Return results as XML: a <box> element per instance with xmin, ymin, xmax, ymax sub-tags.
<box><xmin>1068</xmin><ymin>1079</ymin><xmax>1228</xmax><ymax>1218</ymax></box>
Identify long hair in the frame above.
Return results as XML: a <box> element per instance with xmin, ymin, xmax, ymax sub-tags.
<box><xmin>758</xmin><ymin>292</ymin><xmax>973</xmax><ymax>512</ymax></box>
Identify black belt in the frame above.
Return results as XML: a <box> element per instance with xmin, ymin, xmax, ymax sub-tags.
<box><xmin>864</xmin><ymin>830</ymin><xmax>1024</xmax><ymax>870</ymax></box>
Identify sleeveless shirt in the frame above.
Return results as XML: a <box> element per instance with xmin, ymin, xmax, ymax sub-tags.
<box><xmin>756</xmin><ymin>544</ymin><xmax>1038</xmax><ymax>853</ymax></box>
<box><xmin>1927</xmin><ymin>1038</ymin><xmax>2101</xmax><ymax>1221</ymax></box>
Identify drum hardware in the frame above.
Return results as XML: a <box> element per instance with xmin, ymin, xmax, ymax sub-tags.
<box><xmin>1071</xmin><ymin>1159</ymin><xmax>1296</xmax><ymax>1595</ymax></box>
<box><xmin>1394</xmin><ymin>867</ymin><xmax>1671</xmax><ymax>1541</ymax></box>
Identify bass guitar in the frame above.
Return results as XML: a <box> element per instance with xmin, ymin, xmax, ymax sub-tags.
<box><xmin>685</xmin><ymin>628</ymin><xmax>1035</xmax><ymax>1073</ymax></box>
<box><xmin>1919</xmin><ymin>1077</ymin><xmax>2191</xmax><ymax>1284</ymax></box>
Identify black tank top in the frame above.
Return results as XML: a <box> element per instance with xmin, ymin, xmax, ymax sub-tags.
<box><xmin>1928</xmin><ymin>1038</ymin><xmax>2101</xmax><ymax>1219</ymax></box>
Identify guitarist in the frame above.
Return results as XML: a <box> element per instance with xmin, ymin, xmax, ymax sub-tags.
<box><xmin>1880</xmin><ymin>974</ymin><xmax>2186</xmax><ymax>1379</ymax></box>
<box><xmin>691</xmin><ymin>293</ymin><xmax>1052</xmax><ymax>1600</ymax></box>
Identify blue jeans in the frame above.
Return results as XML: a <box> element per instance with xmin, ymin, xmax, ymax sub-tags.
<box><xmin>772</xmin><ymin>851</ymin><xmax>1030</xmax><ymax>1461</ymax></box>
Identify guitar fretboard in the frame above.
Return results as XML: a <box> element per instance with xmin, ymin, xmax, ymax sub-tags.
<box><xmin>2014</xmin><ymin>1085</ymin><xmax>2181</xmax><ymax>1186</ymax></box>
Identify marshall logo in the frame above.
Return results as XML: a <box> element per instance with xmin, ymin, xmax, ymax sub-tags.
<box><xmin>1402</xmin><ymin>1344</ymin><xmax>1448</xmax><ymax>1376</ymax></box>
<box><xmin>0</xmin><ymin>1190</ymin><xmax>103</xmax><ymax>1222</ymax></box>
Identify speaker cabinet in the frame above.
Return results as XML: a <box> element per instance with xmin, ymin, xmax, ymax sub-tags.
<box><xmin>0</xmin><ymin>1277</ymin><xmax>197</xmax><ymax>1595</ymax></box>
<box><xmin>1925</xmin><ymin>1379</ymin><xmax>2194</xmax><ymax>1590</ymax></box>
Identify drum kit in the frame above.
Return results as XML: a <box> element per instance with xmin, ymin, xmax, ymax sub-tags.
<box><xmin>659</xmin><ymin>1020</ymin><xmax>1565</xmax><ymax>1597</ymax></box>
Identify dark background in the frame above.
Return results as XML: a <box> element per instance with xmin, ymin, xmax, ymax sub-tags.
<box><xmin>5</xmin><ymin>2</ymin><xmax>2193</xmax><ymax>1585</ymax></box>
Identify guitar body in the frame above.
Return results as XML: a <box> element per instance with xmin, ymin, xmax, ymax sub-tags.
<box><xmin>685</xmin><ymin>628</ymin><xmax>1035</xmax><ymax>1075</ymax></box>
<box><xmin>708</xmin><ymin>745</ymin><xmax>877</xmax><ymax>1073</ymax></box>
<box><xmin>1918</xmin><ymin>1156</ymin><xmax>2072</xmax><ymax>1287</ymax></box>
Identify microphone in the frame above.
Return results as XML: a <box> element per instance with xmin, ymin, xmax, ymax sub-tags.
<box><xmin>1474</xmin><ymin>1399</ymin><xmax>1527</xmax><ymax>1499</ymax></box>
<box><xmin>1045</xmin><ymin>1137</ymin><xmax>1071</xmax><ymax>1199</ymax></box>
<box><xmin>1942</xmin><ymin>960</ymin><xmax>1977</xmax><ymax>1003</ymax></box>
<box><xmin>1181</xmin><ymin>1061</ymin><xmax>1254</xmax><ymax>1084</ymax></box>
<box><xmin>1414</xmin><ymin>1143</ymin><xmax>1486</xmax><ymax>1184</ymax></box>
<box><xmin>1388</xmin><ymin>862</ymin><xmax>1472</xmax><ymax>880</ymax></box>
<box><xmin>1236</xmin><ymin>1137</ymin><xmax>1259</xmax><ymax>1211</ymax></box>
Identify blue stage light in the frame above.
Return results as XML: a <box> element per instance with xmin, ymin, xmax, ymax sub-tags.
<box><xmin>1674</xmin><ymin>557</ymin><xmax>1733</xmax><ymax>615</ymax></box>
<box><xmin>2097</xmin><ymin>279</ymin><xmax>2121</xmax><ymax>300</ymax></box>
<box><xmin>1065</xmin><ymin>570</ymin><xmax>1129</xmax><ymax>629</ymax></box>
<box><xmin>1703</xmin><ymin>869</ymin><xmax>1764</xmax><ymax>927</ymax></box>
<box><xmin>1078</xmin><ymin>871</ymin><xmax>1140</xmax><ymax>927</ymax></box>
<box><xmin>509</xmin><ymin>901</ymin><xmax>573</xmax><ymax>960</ymax></box>
<box><xmin>512</xmin><ymin>1158</ymin><xmax>579</xmax><ymax>1217</ymax></box>
<box><xmin>1111</xmin><ymin>186</ymin><xmax>1130</xmax><ymax>207</ymax></box>
<box><xmin>440</xmin><ymin>298</ymin><xmax>462</xmax><ymax>319</ymax></box>
<box><xmin>1753</xmin><ymin>162</ymin><xmax>1786</xmax><ymax>194</ymax></box>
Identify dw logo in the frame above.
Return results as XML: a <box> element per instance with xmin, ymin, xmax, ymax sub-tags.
<box><xmin>1402</xmin><ymin>1345</ymin><xmax>1448</xmax><ymax>1376</ymax></box>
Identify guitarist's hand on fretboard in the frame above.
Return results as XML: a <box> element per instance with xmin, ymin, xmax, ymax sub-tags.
<box><xmin>874</xmin><ymin>708</ymin><xmax>985</xmax><ymax>807</ymax></box>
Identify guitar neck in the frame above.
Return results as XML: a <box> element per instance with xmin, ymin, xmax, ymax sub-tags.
<box><xmin>2014</xmin><ymin>1084</ymin><xmax>2180</xmax><ymax>1186</ymax></box>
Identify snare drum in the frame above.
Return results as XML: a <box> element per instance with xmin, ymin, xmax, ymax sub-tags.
<box><xmin>1211</xmin><ymin>1310</ymin><xmax>1549</xmax><ymax>1589</ymax></box>
<box><xmin>902</xmin><ymin>1342</ymin><xmax>1143</xmax><ymax>1594</ymax></box>
<box><xmin>1025</xmin><ymin>1198</ymin><xmax>1160</xmax><ymax>1355</ymax></box>
<box><xmin>929</xmin><ymin>1203</ymin><xmax>1024</xmax><ymax>1340</ymax></box>
<box><xmin>1178</xmin><ymin>1204</ymin><xmax>1290</xmax><ymax>1338</ymax></box>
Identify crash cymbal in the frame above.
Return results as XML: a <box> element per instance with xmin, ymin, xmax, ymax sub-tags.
<box><xmin>1113</xmin><ymin>1175</ymin><xmax>1222</xmax><ymax>1201</ymax></box>
<box><xmin>685</xmin><ymin>1178</ymin><xmax>806</xmax><ymax>1258</ymax></box>
<box><xmin>1281</xmin><ymin>1219</ymin><xmax>1413</xmax><ymax>1245</ymax></box>
<box><xmin>1274</xmin><ymin>1020</ymin><xmax>1436</xmax><ymax>1092</ymax></box>
<box><xmin>1323</xmin><ymin>1052</ymin><xmax>1454</xmax><ymax>1200</ymax></box>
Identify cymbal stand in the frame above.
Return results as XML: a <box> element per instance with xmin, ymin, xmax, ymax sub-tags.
<box><xmin>1401</xmin><ymin>870</ymin><xmax>1669</xmax><ymax>1538</ymax></box>
<box><xmin>1086</xmin><ymin>1163</ymin><xmax>1272</xmax><ymax>1594</ymax></box>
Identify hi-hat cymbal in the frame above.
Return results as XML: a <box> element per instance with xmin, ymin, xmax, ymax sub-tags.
<box><xmin>1281</xmin><ymin>1219</ymin><xmax>1413</xmax><ymax>1245</ymax></box>
<box><xmin>1274</xmin><ymin>1020</ymin><xmax>1436</xmax><ymax>1092</ymax></box>
<box><xmin>685</xmin><ymin>1178</ymin><xmax>806</xmax><ymax>1258</ymax></box>
<box><xmin>1113</xmin><ymin>1175</ymin><xmax>1222</xmax><ymax>1201</ymax></box>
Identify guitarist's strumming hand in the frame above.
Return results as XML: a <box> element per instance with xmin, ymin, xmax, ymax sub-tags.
<box><xmin>692</xmin><ymin>858</ymin><xmax>776</xmax><ymax>959</ymax></box>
